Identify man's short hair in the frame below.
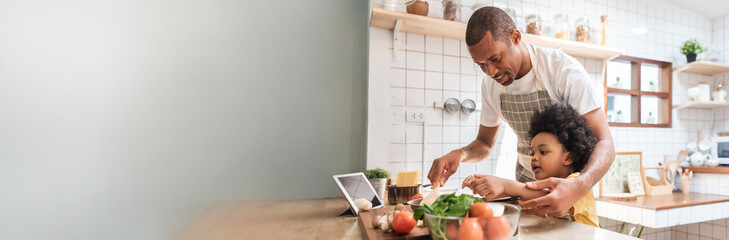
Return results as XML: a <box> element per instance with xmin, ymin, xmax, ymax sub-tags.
<box><xmin>465</xmin><ymin>7</ymin><xmax>516</xmax><ymax>46</ymax></box>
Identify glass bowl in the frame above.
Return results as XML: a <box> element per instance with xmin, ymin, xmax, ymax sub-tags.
<box><xmin>424</xmin><ymin>202</ymin><xmax>520</xmax><ymax>240</ymax></box>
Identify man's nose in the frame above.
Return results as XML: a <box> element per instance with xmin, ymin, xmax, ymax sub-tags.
<box><xmin>486</xmin><ymin>64</ymin><xmax>498</xmax><ymax>77</ymax></box>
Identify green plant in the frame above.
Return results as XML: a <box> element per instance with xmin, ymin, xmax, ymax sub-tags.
<box><xmin>680</xmin><ymin>39</ymin><xmax>705</xmax><ymax>55</ymax></box>
<box><xmin>617</xmin><ymin>110</ymin><xmax>622</xmax><ymax>115</ymax></box>
<box><xmin>364</xmin><ymin>168</ymin><xmax>390</xmax><ymax>179</ymax></box>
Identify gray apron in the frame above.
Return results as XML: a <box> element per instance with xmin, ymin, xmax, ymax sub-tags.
<box><xmin>499</xmin><ymin>44</ymin><xmax>553</xmax><ymax>183</ymax></box>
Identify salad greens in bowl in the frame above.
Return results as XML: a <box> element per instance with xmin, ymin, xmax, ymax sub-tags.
<box><xmin>413</xmin><ymin>193</ymin><xmax>520</xmax><ymax>240</ymax></box>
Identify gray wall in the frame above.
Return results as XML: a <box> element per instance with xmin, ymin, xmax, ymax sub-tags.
<box><xmin>0</xmin><ymin>0</ymin><xmax>368</xmax><ymax>239</ymax></box>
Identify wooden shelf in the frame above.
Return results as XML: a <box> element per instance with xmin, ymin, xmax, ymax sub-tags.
<box><xmin>672</xmin><ymin>101</ymin><xmax>729</xmax><ymax>110</ymax></box>
<box><xmin>673</xmin><ymin>61</ymin><xmax>729</xmax><ymax>76</ymax></box>
<box><xmin>370</xmin><ymin>8</ymin><xmax>625</xmax><ymax>60</ymax></box>
<box><xmin>370</xmin><ymin>7</ymin><xmax>466</xmax><ymax>41</ymax></box>
<box><xmin>520</xmin><ymin>33</ymin><xmax>624</xmax><ymax>60</ymax></box>
<box><xmin>683</xmin><ymin>166</ymin><xmax>729</xmax><ymax>174</ymax></box>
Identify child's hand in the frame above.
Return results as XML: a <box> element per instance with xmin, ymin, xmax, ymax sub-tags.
<box><xmin>462</xmin><ymin>174</ymin><xmax>507</xmax><ymax>201</ymax></box>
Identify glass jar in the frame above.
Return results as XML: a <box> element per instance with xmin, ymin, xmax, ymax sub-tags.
<box><xmin>525</xmin><ymin>14</ymin><xmax>543</xmax><ymax>36</ymax></box>
<box><xmin>552</xmin><ymin>13</ymin><xmax>570</xmax><ymax>40</ymax></box>
<box><xmin>705</xmin><ymin>49</ymin><xmax>721</xmax><ymax>62</ymax></box>
<box><xmin>575</xmin><ymin>17</ymin><xmax>592</xmax><ymax>43</ymax></box>
<box><xmin>600</xmin><ymin>15</ymin><xmax>608</xmax><ymax>46</ymax></box>
<box><xmin>442</xmin><ymin>0</ymin><xmax>461</xmax><ymax>21</ymax></box>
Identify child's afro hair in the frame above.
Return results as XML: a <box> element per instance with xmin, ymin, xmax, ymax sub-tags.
<box><xmin>528</xmin><ymin>103</ymin><xmax>598</xmax><ymax>172</ymax></box>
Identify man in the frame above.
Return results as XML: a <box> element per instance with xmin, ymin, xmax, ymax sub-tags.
<box><xmin>427</xmin><ymin>7</ymin><xmax>615</xmax><ymax>218</ymax></box>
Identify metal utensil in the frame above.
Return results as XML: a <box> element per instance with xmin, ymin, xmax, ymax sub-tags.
<box><xmin>488</xmin><ymin>196</ymin><xmax>522</xmax><ymax>202</ymax></box>
<box><xmin>386</xmin><ymin>184</ymin><xmax>421</xmax><ymax>205</ymax></box>
<box><xmin>461</xmin><ymin>99</ymin><xmax>476</xmax><ymax>114</ymax></box>
<box><xmin>443</xmin><ymin>98</ymin><xmax>461</xmax><ymax>113</ymax></box>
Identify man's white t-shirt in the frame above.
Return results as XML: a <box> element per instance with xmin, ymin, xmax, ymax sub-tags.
<box><xmin>480</xmin><ymin>44</ymin><xmax>602</xmax><ymax>127</ymax></box>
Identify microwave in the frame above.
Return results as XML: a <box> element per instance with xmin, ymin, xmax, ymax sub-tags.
<box><xmin>711</xmin><ymin>136</ymin><xmax>729</xmax><ymax>164</ymax></box>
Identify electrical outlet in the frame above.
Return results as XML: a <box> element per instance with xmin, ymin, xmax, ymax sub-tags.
<box><xmin>406</xmin><ymin>110</ymin><xmax>426</xmax><ymax>122</ymax></box>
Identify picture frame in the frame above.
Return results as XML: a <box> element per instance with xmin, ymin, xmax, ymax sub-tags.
<box><xmin>600</xmin><ymin>152</ymin><xmax>643</xmax><ymax>197</ymax></box>
<box><xmin>626</xmin><ymin>171</ymin><xmax>645</xmax><ymax>196</ymax></box>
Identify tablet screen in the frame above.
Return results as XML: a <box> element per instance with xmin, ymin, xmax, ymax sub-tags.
<box><xmin>336</xmin><ymin>174</ymin><xmax>382</xmax><ymax>207</ymax></box>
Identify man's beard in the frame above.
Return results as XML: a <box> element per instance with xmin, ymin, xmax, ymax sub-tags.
<box><xmin>499</xmin><ymin>74</ymin><xmax>516</xmax><ymax>86</ymax></box>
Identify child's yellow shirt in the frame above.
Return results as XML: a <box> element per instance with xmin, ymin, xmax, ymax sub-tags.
<box><xmin>566</xmin><ymin>172</ymin><xmax>599</xmax><ymax>227</ymax></box>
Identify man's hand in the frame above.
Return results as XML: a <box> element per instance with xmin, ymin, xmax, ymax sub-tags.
<box><xmin>428</xmin><ymin>125</ymin><xmax>500</xmax><ymax>188</ymax></box>
<box><xmin>519</xmin><ymin>177</ymin><xmax>589</xmax><ymax>217</ymax></box>
<box><xmin>427</xmin><ymin>150</ymin><xmax>463</xmax><ymax>188</ymax></box>
<box><xmin>462</xmin><ymin>174</ymin><xmax>506</xmax><ymax>201</ymax></box>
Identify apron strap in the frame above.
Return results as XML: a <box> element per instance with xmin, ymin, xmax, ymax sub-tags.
<box><xmin>529</xmin><ymin>45</ymin><xmax>545</xmax><ymax>91</ymax></box>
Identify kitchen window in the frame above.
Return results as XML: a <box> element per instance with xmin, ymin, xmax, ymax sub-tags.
<box><xmin>604</xmin><ymin>56</ymin><xmax>672</xmax><ymax>128</ymax></box>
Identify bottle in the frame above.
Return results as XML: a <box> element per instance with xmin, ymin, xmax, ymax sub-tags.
<box><xmin>600</xmin><ymin>15</ymin><xmax>608</xmax><ymax>46</ymax></box>
<box><xmin>713</xmin><ymin>82</ymin><xmax>727</xmax><ymax>102</ymax></box>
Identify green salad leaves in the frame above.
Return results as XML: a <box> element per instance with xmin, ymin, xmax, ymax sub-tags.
<box><xmin>413</xmin><ymin>193</ymin><xmax>483</xmax><ymax>220</ymax></box>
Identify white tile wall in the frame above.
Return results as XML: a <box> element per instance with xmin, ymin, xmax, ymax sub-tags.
<box><xmin>369</xmin><ymin>0</ymin><xmax>729</xmax><ymax>239</ymax></box>
<box><xmin>372</xmin><ymin>23</ymin><xmax>496</xmax><ymax>188</ymax></box>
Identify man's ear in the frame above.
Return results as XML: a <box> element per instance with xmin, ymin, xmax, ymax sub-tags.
<box><xmin>511</xmin><ymin>29</ymin><xmax>521</xmax><ymax>46</ymax></box>
<box><xmin>563</xmin><ymin>152</ymin><xmax>574</xmax><ymax>166</ymax></box>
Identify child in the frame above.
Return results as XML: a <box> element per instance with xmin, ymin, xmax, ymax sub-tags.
<box><xmin>462</xmin><ymin>103</ymin><xmax>599</xmax><ymax>227</ymax></box>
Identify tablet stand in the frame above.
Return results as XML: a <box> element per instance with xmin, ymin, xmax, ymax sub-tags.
<box><xmin>338</xmin><ymin>208</ymin><xmax>355</xmax><ymax>216</ymax></box>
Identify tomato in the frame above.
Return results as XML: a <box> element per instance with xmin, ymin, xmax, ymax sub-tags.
<box><xmin>468</xmin><ymin>202</ymin><xmax>493</xmax><ymax>218</ymax></box>
<box><xmin>410</xmin><ymin>193</ymin><xmax>424</xmax><ymax>200</ymax></box>
<box><xmin>445</xmin><ymin>221</ymin><xmax>459</xmax><ymax>239</ymax></box>
<box><xmin>392</xmin><ymin>211</ymin><xmax>416</xmax><ymax>234</ymax></box>
<box><xmin>477</xmin><ymin>218</ymin><xmax>488</xmax><ymax>232</ymax></box>
<box><xmin>457</xmin><ymin>218</ymin><xmax>484</xmax><ymax>240</ymax></box>
<box><xmin>485</xmin><ymin>216</ymin><xmax>512</xmax><ymax>240</ymax></box>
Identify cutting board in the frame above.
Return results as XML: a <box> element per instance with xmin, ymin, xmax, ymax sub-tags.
<box><xmin>357</xmin><ymin>205</ymin><xmax>431</xmax><ymax>240</ymax></box>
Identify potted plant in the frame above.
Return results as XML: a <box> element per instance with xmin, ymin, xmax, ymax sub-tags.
<box><xmin>647</xmin><ymin>112</ymin><xmax>655</xmax><ymax>124</ymax></box>
<box><xmin>615</xmin><ymin>110</ymin><xmax>623</xmax><ymax>122</ymax></box>
<box><xmin>648</xmin><ymin>80</ymin><xmax>656</xmax><ymax>91</ymax></box>
<box><xmin>680</xmin><ymin>39</ymin><xmax>705</xmax><ymax>63</ymax></box>
<box><xmin>611</xmin><ymin>77</ymin><xmax>622</xmax><ymax>88</ymax></box>
<box><xmin>364</xmin><ymin>168</ymin><xmax>390</xmax><ymax>199</ymax></box>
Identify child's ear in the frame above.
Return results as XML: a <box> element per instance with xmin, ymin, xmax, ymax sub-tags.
<box><xmin>563</xmin><ymin>152</ymin><xmax>573</xmax><ymax>166</ymax></box>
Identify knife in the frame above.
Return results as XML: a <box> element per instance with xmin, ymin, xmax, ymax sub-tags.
<box><xmin>488</xmin><ymin>196</ymin><xmax>522</xmax><ymax>202</ymax></box>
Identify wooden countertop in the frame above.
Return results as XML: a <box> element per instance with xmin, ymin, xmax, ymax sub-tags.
<box><xmin>597</xmin><ymin>192</ymin><xmax>729</xmax><ymax>210</ymax></box>
<box><xmin>682</xmin><ymin>166</ymin><xmax>729</xmax><ymax>174</ymax></box>
<box><xmin>172</xmin><ymin>197</ymin><xmax>638</xmax><ymax>240</ymax></box>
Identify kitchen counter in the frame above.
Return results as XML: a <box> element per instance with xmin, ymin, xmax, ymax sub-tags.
<box><xmin>596</xmin><ymin>192</ymin><xmax>729</xmax><ymax>228</ymax></box>
<box><xmin>172</xmin><ymin>198</ymin><xmax>637</xmax><ymax>240</ymax></box>
<box><xmin>598</xmin><ymin>192</ymin><xmax>729</xmax><ymax>210</ymax></box>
